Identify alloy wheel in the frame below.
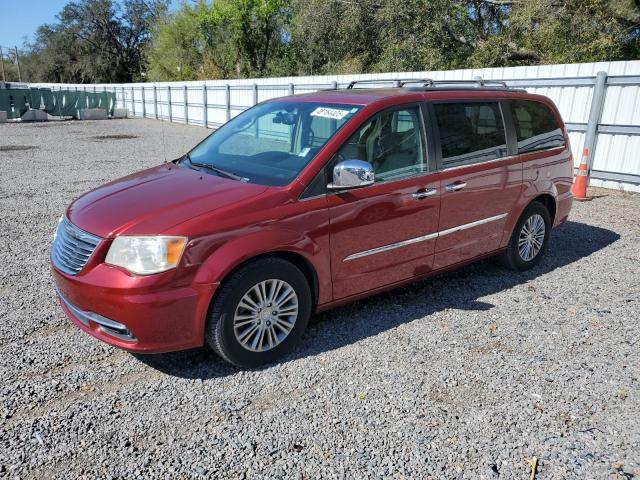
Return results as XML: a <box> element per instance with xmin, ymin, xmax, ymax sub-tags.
<box><xmin>233</xmin><ymin>279</ymin><xmax>299</xmax><ymax>352</ymax></box>
<box><xmin>518</xmin><ymin>213</ymin><xmax>546</xmax><ymax>261</ymax></box>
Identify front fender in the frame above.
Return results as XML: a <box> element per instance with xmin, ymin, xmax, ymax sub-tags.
<box><xmin>192</xmin><ymin>227</ymin><xmax>329</xmax><ymax>302</ymax></box>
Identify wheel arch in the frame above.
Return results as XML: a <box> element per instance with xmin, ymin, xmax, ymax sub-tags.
<box><xmin>193</xmin><ymin>227</ymin><xmax>324</xmax><ymax>312</ymax></box>
<box><xmin>501</xmin><ymin>190</ymin><xmax>558</xmax><ymax>248</ymax></box>
<box><xmin>214</xmin><ymin>250</ymin><xmax>320</xmax><ymax>311</ymax></box>
<box><xmin>530</xmin><ymin>193</ymin><xmax>557</xmax><ymax>225</ymax></box>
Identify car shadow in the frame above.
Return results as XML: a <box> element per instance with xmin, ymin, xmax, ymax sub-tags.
<box><xmin>133</xmin><ymin>220</ymin><xmax>619</xmax><ymax>379</ymax></box>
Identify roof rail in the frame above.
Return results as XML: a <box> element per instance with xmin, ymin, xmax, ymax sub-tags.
<box><xmin>346</xmin><ymin>78</ymin><xmax>434</xmax><ymax>89</ymax></box>
<box><xmin>345</xmin><ymin>78</ymin><xmax>511</xmax><ymax>90</ymax></box>
<box><xmin>423</xmin><ymin>79</ymin><xmax>509</xmax><ymax>88</ymax></box>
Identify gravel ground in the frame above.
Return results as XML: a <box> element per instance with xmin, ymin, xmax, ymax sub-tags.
<box><xmin>1</xmin><ymin>119</ymin><xmax>639</xmax><ymax>479</ymax></box>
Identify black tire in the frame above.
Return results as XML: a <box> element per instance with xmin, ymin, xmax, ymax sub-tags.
<box><xmin>500</xmin><ymin>201</ymin><xmax>551</xmax><ymax>271</ymax></box>
<box><xmin>205</xmin><ymin>257</ymin><xmax>312</xmax><ymax>368</ymax></box>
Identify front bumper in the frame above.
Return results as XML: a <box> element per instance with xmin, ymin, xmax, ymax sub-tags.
<box><xmin>58</xmin><ymin>289</ymin><xmax>137</xmax><ymax>341</ymax></box>
<box><xmin>52</xmin><ymin>263</ymin><xmax>217</xmax><ymax>354</ymax></box>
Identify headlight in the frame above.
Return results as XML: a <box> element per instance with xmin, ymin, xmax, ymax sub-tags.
<box><xmin>105</xmin><ymin>236</ymin><xmax>187</xmax><ymax>275</ymax></box>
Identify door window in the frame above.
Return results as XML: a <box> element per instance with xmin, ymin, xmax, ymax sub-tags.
<box><xmin>434</xmin><ymin>102</ymin><xmax>508</xmax><ymax>168</ymax></box>
<box><xmin>511</xmin><ymin>100</ymin><xmax>565</xmax><ymax>153</ymax></box>
<box><xmin>335</xmin><ymin>107</ymin><xmax>426</xmax><ymax>182</ymax></box>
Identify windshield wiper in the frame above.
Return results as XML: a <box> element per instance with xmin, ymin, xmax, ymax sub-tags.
<box><xmin>183</xmin><ymin>154</ymin><xmax>248</xmax><ymax>182</ymax></box>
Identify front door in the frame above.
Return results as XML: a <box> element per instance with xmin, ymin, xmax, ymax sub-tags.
<box><xmin>327</xmin><ymin>105</ymin><xmax>441</xmax><ymax>300</ymax></box>
<box><xmin>429</xmin><ymin>100</ymin><xmax>522</xmax><ymax>269</ymax></box>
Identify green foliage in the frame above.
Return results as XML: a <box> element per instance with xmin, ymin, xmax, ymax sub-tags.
<box><xmin>147</xmin><ymin>0</ymin><xmax>291</xmax><ymax>80</ymax></box>
<box><xmin>14</xmin><ymin>0</ymin><xmax>640</xmax><ymax>83</ymax></box>
<box><xmin>0</xmin><ymin>48</ymin><xmax>24</xmax><ymax>83</ymax></box>
<box><xmin>146</xmin><ymin>1</ymin><xmax>208</xmax><ymax>81</ymax></box>
<box><xmin>15</xmin><ymin>0</ymin><xmax>168</xmax><ymax>83</ymax></box>
<box><xmin>286</xmin><ymin>0</ymin><xmax>639</xmax><ymax>76</ymax></box>
<box><xmin>505</xmin><ymin>0</ymin><xmax>640</xmax><ymax>65</ymax></box>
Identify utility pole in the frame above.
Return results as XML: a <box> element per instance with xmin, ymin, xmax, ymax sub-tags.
<box><xmin>0</xmin><ymin>46</ymin><xmax>5</xmax><ymax>83</ymax></box>
<box><xmin>14</xmin><ymin>46</ymin><xmax>21</xmax><ymax>82</ymax></box>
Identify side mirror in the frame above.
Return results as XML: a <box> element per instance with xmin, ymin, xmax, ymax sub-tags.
<box><xmin>327</xmin><ymin>160</ymin><xmax>375</xmax><ymax>190</ymax></box>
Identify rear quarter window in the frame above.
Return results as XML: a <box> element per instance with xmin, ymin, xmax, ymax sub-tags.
<box><xmin>511</xmin><ymin>100</ymin><xmax>565</xmax><ymax>153</ymax></box>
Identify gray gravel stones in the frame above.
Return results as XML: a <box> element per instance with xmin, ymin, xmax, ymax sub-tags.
<box><xmin>1</xmin><ymin>119</ymin><xmax>639</xmax><ymax>479</ymax></box>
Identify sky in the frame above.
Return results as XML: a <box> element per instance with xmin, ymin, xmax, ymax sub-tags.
<box><xmin>0</xmin><ymin>0</ymin><xmax>178</xmax><ymax>50</ymax></box>
<box><xmin>0</xmin><ymin>0</ymin><xmax>69</xmax><ymax>49</ymax></box>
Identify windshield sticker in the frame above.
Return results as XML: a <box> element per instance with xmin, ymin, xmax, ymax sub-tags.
<box><xmin>310</xmin><ymin>107</ymin><xmax>351</xmax><ymax>120</ymax></box>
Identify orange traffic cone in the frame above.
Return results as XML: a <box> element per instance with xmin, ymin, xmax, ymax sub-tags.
<box><xmin>572</xmin><ymin>148</ymin><xmax>591</xmax><ymax>201</ymax></box>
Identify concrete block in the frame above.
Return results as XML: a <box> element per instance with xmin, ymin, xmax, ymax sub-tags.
<box><xmin>80</xmin><ymin>108</ymin><xmax>108</xmax><ymax>120</ymax></box>
<box><xmin>112</xmin><ymin>108</ymin><xmax>128</xmax><ymax>119</ymax></box>
<box><xmin>0</xmin><ymin>111</ymin><xmax>7</xmax><ymax>123</ymax></box>
<box><xmin>20</xmin><ymin>109</ymin><xmax>49</xmax><ymax>122</ymax></box>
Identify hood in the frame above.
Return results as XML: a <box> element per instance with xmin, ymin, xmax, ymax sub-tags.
<box><xmin>67</xmin><ymin>164</ymin><xmax>268</xmax><ymax>238</ymax></box>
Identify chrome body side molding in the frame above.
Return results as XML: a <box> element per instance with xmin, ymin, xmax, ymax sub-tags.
<box><xmin>344</xmin><ymin>232</ymin><xmax>439</xmax><ymax>261</ymax></box>
<box><xmin>344</xmin><ymin>213</ymin><xmax>508</xmax><ymax>262</ymax></box>
<box><xmin>438</xmin><ymin>213</ymin><xmax>507</xmax><ymax>237</ymax></box>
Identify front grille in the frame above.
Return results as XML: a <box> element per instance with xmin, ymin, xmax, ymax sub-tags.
<box><xmin>51</xmin><ymin>218</ymin><xmax>102</xmax><ymax>275</ymax></box>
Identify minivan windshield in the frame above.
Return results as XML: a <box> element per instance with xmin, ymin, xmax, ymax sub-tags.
<box><xmin>187</xmin><ymin>101</ymin><xmax>361</xmax><ymax>186</ymax></box>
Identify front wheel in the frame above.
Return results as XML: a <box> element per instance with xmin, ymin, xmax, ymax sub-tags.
<box><xmin>500</xmin><ymin>202</ymin><xmax>551</xmax><ymax>271</ymax></box>
<box><xmin>205</xmin><ymin>258</ymin><xmax>311</xmax><ymax>368</ymax></box>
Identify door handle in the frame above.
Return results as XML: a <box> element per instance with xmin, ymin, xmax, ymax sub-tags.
<box><xmin>445</xmin><ymin>182</ymin><xmax>467</xmax><ymax>192</ymax></box>
<box><xmin>412</xmin><ymin>188</ymin><xmax>437</xmax><ymax>199</ymax></box>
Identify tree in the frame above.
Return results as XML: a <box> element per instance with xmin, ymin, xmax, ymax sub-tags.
<box><xmin>502</xmin><ymin>0</ymin><xmax>640</xmax><ymax>65</ymax></box>
<box><xmin>20</xmin><ymin>0</ymin><xmax>168</xmax><ymax>83</ymax></box>
<box><xmin>461</xmin><ymin>0</ymin><xmax>640</xmax><ymax>67</ymax></box>
<box><xmin>17</xmin><ymin>0</ymin><xmax>640</xmax><ymax>82</ymax></box>
<box><xmin>146</xmin><ymin>1</ymin><xmax>209</xmax><ymax>81</ymax></box>
<box><xmin>146</xmin><ymin>0</ymin><xmax>292</xmax><ymax>80</ymax></box>
<box><xmin>374</xmin><ymin>0</ymin><xmax>475</xmax><ymax>71</ymax></box>
<box><xmin>198</xmin><ymin>0</ymin><xmax>292</xmax><ymax>77</ymax></box>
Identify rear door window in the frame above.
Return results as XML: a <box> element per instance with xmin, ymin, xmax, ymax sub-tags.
<box><xmin>511</xmin><ymin>100</ymin><xmax>565</xmax><ymax>153</ymax></box>
<box><xmin>434</xmin><ymin>102</ymin><xmax>508</xmax><ymax>168</ymax></box>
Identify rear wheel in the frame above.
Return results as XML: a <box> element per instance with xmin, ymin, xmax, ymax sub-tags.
<box><xmin>500</xmin><ymin>202</ymin><xmax>551</xmax><ymax>271</ymax></box>
<box><xmin>205</xmin><ymin>258</ymin><xmax>311</xmax><ymax>368</ymax></box>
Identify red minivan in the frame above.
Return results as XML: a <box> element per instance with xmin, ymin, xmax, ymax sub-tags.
<box><xmin>51</xmin><ymin>79</ymin><xmax>573</xmax><ymax>367</ymax></box>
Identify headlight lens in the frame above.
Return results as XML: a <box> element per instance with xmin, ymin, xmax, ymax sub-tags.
<box><xmin>105</xmin><ymin>236</ymin><xmax>187</xmax><ymax>275</ymax></box>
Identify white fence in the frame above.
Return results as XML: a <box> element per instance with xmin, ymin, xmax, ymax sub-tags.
<box><xmin>35</xmin><ymin>60</ymin><xmax>640</xmax><ymax>192</ymax></box>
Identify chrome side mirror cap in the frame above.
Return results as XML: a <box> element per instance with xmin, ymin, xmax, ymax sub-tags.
<box><xmin>327</xmin><ymin>160</ymin><xmax>374</xmax><ymax>190</ymax></box>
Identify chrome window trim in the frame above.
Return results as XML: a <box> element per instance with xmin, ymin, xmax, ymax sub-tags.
<box><xmin>299</xmin><ymin>193</ymin><xmax>327</xmax><ymax>202</ymax></box>
<box><xmin>343</xmin><ymin>213</ymin><xmax>508</xmax><ymax>262</ymax></box>
<box><xmin>440</xmin><ymin>155</ymin><xmax>517</xmax><ymax>173</ymax></box>
<box><xmin>518</xmin><ymin>145</ymin><xmax>567</xmax><ymax>155</ymax></box>
<box><xmin>324</xmin><ymin>169</ymin><xmax>440</xmax><ymax>196</ymax></box>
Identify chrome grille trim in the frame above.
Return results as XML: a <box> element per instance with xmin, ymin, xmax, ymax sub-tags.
<box><xmin>51</xmin><ymin>218</ymin><xmax>102</xmax><ymax>275</ymax></box>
